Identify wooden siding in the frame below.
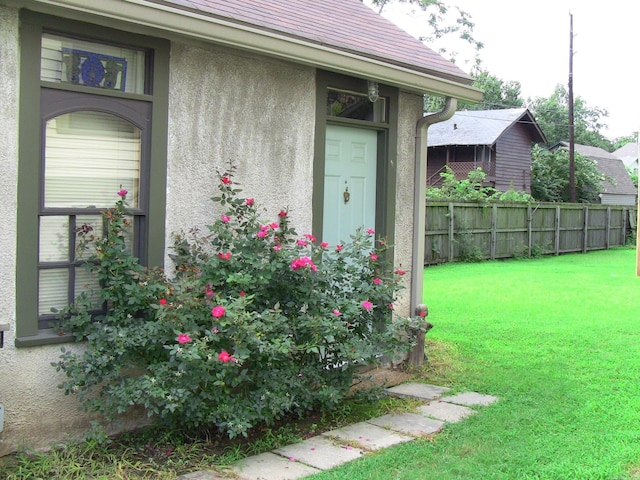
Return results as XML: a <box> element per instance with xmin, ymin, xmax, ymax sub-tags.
<box><xmin>426</xmin><ymin>145</ymin><xmax>495</xmax><ymax>187</ymax></box>
<box><xmin>495</xmin><ymin>125</ymin><xmax>532</xmax><ymax>193</ymax></box>
<box><xmin>601</xmin><ymin>193</ymin><xmax>637</xmax><ymax>206</ymax></box>
<box><xmin>424</xmin><ymin>201</ymin><xmax>636</xmax><ymax>264</ymax></box>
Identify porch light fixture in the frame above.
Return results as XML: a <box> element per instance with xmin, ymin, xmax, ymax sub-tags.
<box><xmin>367</xmin><ymin>80</ymin><xmax>379</xmax><ymax>102</ymax></box>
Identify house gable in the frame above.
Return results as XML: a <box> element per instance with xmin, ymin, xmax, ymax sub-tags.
<box><xmin>426</xmin><ymin>108</ymin><xmax>546</xmax><ymax>193</ymax></box>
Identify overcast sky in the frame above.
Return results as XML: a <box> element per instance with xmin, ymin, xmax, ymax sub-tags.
<box><xmin>368</xmin><ymin>0</ymin><xmax>638</xmax><ymax>140</ymax></box>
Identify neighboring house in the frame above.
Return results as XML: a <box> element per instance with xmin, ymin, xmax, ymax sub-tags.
<box><xmin>613</xmin><ymin>141</ymin><xmax>639</xmax><ymax>176</ymax></box>
<box><xmin>426</xmin><ymin>108</ymin><xmax>546</xmax><ymax>193</ymax></box>
<box><xmin>552</xmin><ymin>142</ymin><xmax>638</xmax><ymax>206</ymax></box>
<box><xmin>0</xmin><ymin>0</ymin><xmax>481</xmax><ymax>455</ymax></box>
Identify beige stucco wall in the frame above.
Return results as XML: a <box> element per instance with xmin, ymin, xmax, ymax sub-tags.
<box><xmin>165</xmin><ymin>42</ymin><xmax>316</xmax><ymax>251</ymax></box>
<box><xmin>394</xmin><ymin>92</ymin><xmax>425</xmax><ymax>315</ymax></box>
<box><xmin>0</xmin><ymin>25</ymin><xmax>317</xmax><ymax>456</ymax></box>
<box><xmin>0</xmin><ymin>8</ymin><xmax>422</xmax><ymax>456</ymax></box>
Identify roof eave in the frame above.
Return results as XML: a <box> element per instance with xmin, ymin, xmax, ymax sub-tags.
<box><xmin>20</xmin><ymin>0</ymin><xmax>483</xmax><ymax>103</ymax></box>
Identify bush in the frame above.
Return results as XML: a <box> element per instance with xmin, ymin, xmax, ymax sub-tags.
<box><xmin>53</xmin><ymin>165</ymin><xmax>426</xmax><ymax>439</ymax></box>
<box><xmin>426</xmin><ymin>166</ymin><xmax>532</xmax><ymax>203</ymax></box>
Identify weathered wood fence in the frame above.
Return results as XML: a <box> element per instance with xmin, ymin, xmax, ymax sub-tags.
<box><xmin>425</xmin><ymin>201</ymin><xmax>637</xmax><ymax>265</ymax></box>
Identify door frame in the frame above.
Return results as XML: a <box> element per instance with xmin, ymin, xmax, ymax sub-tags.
<box><xmin>313</xmin><ymin>71</ymin><xmax>399</xmax><ymax>248</ymax></box>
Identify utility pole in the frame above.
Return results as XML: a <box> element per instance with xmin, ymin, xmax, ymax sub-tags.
<box><xmin>568</xmin><ymin>12</ymin><xmax>576</xmax><ymax>203</ymax></box>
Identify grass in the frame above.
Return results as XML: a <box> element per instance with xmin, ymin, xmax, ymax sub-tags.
<box><xmin>309</xmin><ymin>247</ymin><xmax>640</xmax><ymax>480</ymax></box>
<box><xmin>2</xmin><ymin>247</ymin><xmax>639</xmax><ymax>479</ymax></box>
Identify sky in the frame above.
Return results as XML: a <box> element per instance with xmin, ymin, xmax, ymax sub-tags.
<box><xmin>367</xmin><ymin>0</ymin><xmax>639</xmax><ymax>140</ymax></box>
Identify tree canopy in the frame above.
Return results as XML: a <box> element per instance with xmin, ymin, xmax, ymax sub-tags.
<box><xmin>530</xmin><ymin>145</ymin><xmax>606</xmax><ymax>203</ymax></box>
<box><xmin>528</xmin><ymin>85</ymin><xmax>613</xmax><ymax>150</ymax></box>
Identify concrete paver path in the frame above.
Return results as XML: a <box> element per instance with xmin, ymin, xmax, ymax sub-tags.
<box><xmin>180</xmin><ymin>383</ymin><xmax>498</xmax><ymax>480</ymax></box>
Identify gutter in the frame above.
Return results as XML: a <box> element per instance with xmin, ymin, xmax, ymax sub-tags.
<box><xmin>410</xmin><ymin>97</ymin><xmax>458</xmax><ymax>319</ymax></box>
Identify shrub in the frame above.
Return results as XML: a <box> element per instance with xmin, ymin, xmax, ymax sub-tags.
<box><xmin>427</xmin><ymin>166</ymin><xmax>532</xmax><ymax>203</ymax></box>
<box><xmin>53</xmin><ymin>165</ymin><xmax>426</xmax><ymax>439</ymax></box>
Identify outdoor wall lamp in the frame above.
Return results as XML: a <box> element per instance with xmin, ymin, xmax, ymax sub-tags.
<box><xmin>367</xmin><ymin>80</ymin><xmax>379</xmax><ymax>102</ymax></box>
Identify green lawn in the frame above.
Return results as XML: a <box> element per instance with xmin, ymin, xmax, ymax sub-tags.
<box><xmin>310</xmin><ymin>247</ymin><xmax>640</xmax><ymax>479</ymax></box>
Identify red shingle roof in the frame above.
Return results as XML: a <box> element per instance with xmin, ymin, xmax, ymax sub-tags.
<box><xmin>160</xmin><ymin>0</ymin><xmax>472</xmax><ymax>84</ymax></box>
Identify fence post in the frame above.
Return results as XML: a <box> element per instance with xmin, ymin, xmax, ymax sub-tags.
<box><xmin>583</xmin><ymin>206</ymin><xmax>589</xmax><ymax>253</ymax></box>
<box><xmin>448</xmin><ymin>202</ymin><xmax>454</xmax><ymax>262</ymax></box>
<box><xmin>527</xmin><ymin>204</ymin><xmax>533</xmax><ymax>257</ymax></box>
<box><xmin>606</xmin><ymin>207</ymin><xmax>611</xmax><ymax>250</ymax></box>
<box><xmin>490</xmin><ymin>204</ymin><xmax>497</xmax><ymax>259</ymax></box>
<box><xmin>555</xmin><ymin>206</ymin><xmax>561</xmax><ymax>255</ymax></box>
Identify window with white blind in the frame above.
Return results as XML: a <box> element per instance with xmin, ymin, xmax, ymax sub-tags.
<box><xmin>16</xmin><ymin>11</ymin><xmax>169</xmax><ymax>345</ymax></box>
<box><xmin>38</xmin><ymin>109</ymin><xmax>143</xmax><ymax>323</ymax></box>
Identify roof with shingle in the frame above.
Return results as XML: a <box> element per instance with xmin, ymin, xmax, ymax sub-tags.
<box><xmin>554</xmin><ymin>143</ymin><xmax>637</xmax><ymax>195</ymax></box>
<box><xmin>426</xmin><ymin>108</ymin><xmax>546</xmax><ymax>147</ymax></box>
<box><xmin>612</xmin><ymin>142</ymin><xmax>638</xmax><ymax>170</ymax></box>
<box><xmin>160</xmin><ymin>0</ymin><xmax>472</xmax><ymax>83</ymax></box>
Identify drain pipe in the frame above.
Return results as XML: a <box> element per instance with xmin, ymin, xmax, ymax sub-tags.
<box><xmin>408</xmin><ymin>97</ymin><xmax>457</xmax><ymax>365</ymax></box>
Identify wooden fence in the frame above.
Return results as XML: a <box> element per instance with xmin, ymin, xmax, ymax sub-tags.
<box><xmin>424</xmin><ymin>201</ymin><xmax>637</xmax><ymax>265</ymax></box>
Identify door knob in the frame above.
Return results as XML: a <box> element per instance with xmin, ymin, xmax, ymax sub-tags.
<box><xmin>343</xmin><ymin>186</ymin><xmax>350</xmax><ymax>204</ymax></box>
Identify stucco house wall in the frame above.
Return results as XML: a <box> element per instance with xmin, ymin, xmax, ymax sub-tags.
<box><xmin>165</xmin><ymin>41</ymin><xmax>316</xmax><ymax>247</ymax></box>
<box><xmin>0</xmin><ymin>8</ymin><xmax>426</xmax><ymax>455</ymax></box>
<box><xmin>0</xmin><ymin>0</ymin><xmax>480</xmax><ymax>455</ymax></box>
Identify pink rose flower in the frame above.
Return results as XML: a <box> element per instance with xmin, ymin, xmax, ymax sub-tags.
<box><xmin>361</xmin><ymin>300</ymin><xmax>373</xmax><ymax>311</ymax></box>
<box><xmin>159</xmin><ymin>298</ymin><xmax>167</xmax><ymax>306</ymax></box>
<box><xmin>333</xmin><ymin>309</ymin><xmax>342</xmax><ymax>316</ymax></box>
<box><xmin>239</xmin><ymin>291</ymin><xmax>246</xmax><ymax>297</ymax></box>
<box><xmin>335</xmin><ymin>244</ymin><xmax>343</xmax><ymax>252</ymax></box>
<box><xmin>177</xmin><ymin>333</ymin><xmax>191</xmax><ymax>344</ymax></box>
<box><xmin>246</xmin><ymin>198</ymin><xmax>254</xmax><ymax>206</ymax></box>
<box><xmin>211</xmin><ymin>305</ymin><xmax>226</xmax><ymax>318</ymax></box>
<box><xmin>218</xmin><ymin>350</ymin><xmax>236</xmax><ymax>363</ymax></box>
<box><xmin>373</xmin><ymin>277</ymin><xmax>382</xmax><ymax>285</ymax></box>
<box><xmin>395</xmin><ymin>269</ymin><xmax>407</xmax><ymax>275</ymax></box>
<box><xmin>366</xmin><ymin>228</ymin><xmax>375</xmax><ymax>235</ymax></box>
<box><xmin>369</xmin><ymin>253</ymin><xmax>379</xmax><ymax>261</ymax></box>
<box><xmin>320</xmin><ymin>241</ymin><xmax>329</xmax><ymax>248</ymax></box>
<box><xmin>290</xmin><ymin>256</ymin><xmax>317</xmax><ymax>271</ymax></box>
<box><xmin>278</xmin><ymin>210</ymin><xmax>288</xmax><ymax>217</ymax></box>
<box><xmin>257</xmin><ymin>230</ymin><xmax>267</xmax><ymax>238</ymax></box>
<box><xmin>117</xmin><ymin>189</ymin><xmax>128</xmax><ymax>198</ymax></box>
<box><xmin>304</xmin><ymin>233</ymin><xmax>316</xmax><ymax>243</ymax></box>
<box><xmin>297</xmin><ymin>239</ymin><xmax>308</xmax><ymax>247</ymax></box>
<box><xmin>217</xmin><ymin>251</ymin><xmax>232</xmax><ymax>260</ymax></box>
<box><xmin>221</xmin><ymin>214</ymin><xmax>230</xmax><ymax>223</ymax></box>
<box><xmin>270</xmin><ymin>222</ymin><xmax>279</xmax><ymax>230</ymax></box>
<box><xmin>221</xmin><ymin>176</ymin><xmax>231</xmax><ymax>185</ymax></box>
<box><xmin>273</xmin><ymin>244</ymin><xmax>282</xmax><ymax>252</ymax></box>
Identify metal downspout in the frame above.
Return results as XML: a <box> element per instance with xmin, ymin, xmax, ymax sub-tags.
<box><xmin>411</xmin><ymin>97</ymin><xmax>458</xmax><ymax>317</ymax></box>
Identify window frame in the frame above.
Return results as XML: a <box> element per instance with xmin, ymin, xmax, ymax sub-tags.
<box><xmin>15</xmin><ymin>11</ymin><xmax>169</xmax><ymax>346</ymax></box>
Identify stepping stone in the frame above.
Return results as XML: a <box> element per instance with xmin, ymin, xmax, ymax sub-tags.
<box><xmin>386</xmin><ymin>383</ymin><xmax>450</xmax><ymax>401</ymax></box>
<box><xmin>273</xmin><ymin>435</ymin><xmax>364</xmax><ymax>470</ymax></box>
<box><xmin>230</xmin><ymin>452</ymin><xmax>320</xmax><ymax>480</ymax></box>
<box><xmin>323</xmin><ymin>421</ymin><xmax>414</xmax><ymax>451</ymax></box>
<box><xmin>418</xmin><ymin>401</ymin><xmax>475</xmax><ymax>422</ymax></box>
<box><xmin>368</xmin><ymin>413</ymin><xmax>444</xmax><ymax>437</ymax></box>
<box><xmin>442</xmin><ymin>392</ymin><xmax>499</xmax><ymax>407</ymax></box>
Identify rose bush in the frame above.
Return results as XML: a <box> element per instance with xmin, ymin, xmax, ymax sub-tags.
<box><xmin>53</xmin><ymin>165</ymin><xmax>427</xmax><ymax>438</ymax></box>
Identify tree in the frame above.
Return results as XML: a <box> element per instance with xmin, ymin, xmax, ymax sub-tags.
<box><xmin>528</xmin><ymin>85</ymin><xmax>612</xmax><ymax>150</ymax></box>
<box><xmin>426</xmin><ymin>69</ymin><xmax>524</xmax><ymax>112</ymax></box>
<box><xmin>463</xmin><ymin>69</ymin><xmax>523</xmax><ymax>110</ymax></box>
<box><xmin>612</xmin><ymin>132</ymin><xmax>638</xmax><ymax>151</ymax></box>
<box><xmin>530</xmin><ymin>145</ymin><xmax>606</xmax><ymax>203</ymax></box>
